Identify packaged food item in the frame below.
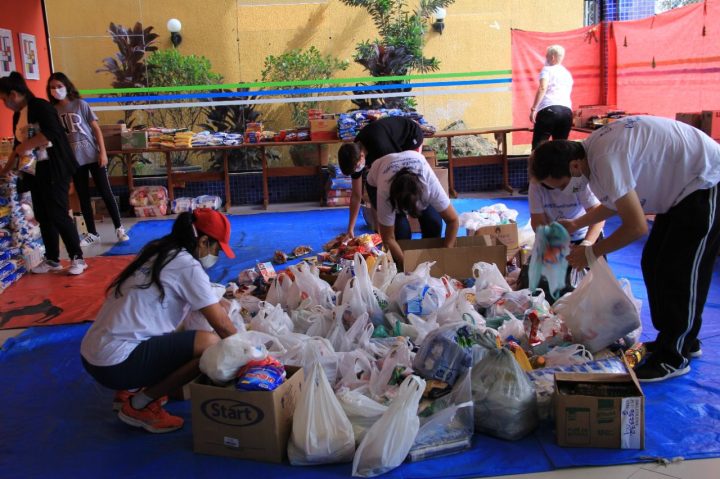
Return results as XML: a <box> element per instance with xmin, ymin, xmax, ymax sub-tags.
<box><xmin>235</xmin><ymin>357</ymin><xmax>286</xmax><ymax>391</ymax></box>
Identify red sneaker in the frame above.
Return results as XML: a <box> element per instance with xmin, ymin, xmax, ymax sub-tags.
<box><xmin>112</xmin><ymin>390</ymin><xmax>168</xmax><ymax>411</ymax></box>
<box><xmin>118</xmin><ymin>399</ymin><xmax>184</xmax><ymax>433</ymax></box>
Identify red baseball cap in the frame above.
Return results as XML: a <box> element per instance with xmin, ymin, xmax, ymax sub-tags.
<box><xmin>193</xmin><ymin>208</ymin><xmax>235</xmax><ymax>258</ymax></box>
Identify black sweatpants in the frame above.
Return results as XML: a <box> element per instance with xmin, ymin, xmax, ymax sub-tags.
<box><xmin>73</xmin><ymin>162</ymin><xmax>122</xmax><ymax>234</ymax></box>
<box><xmin>31</xmin><ymin>161</ymin><xmax>83</xmax><ymax>261</ymax></box>
<box><xmin>641</xmin><ymin>185</ymin><xmax>720</xmax><ymax>367</ymax></box>
<box><xmin>532</xmin><ymin>105</ymin><xmax>573</xmax><ymax>150</ymax></box>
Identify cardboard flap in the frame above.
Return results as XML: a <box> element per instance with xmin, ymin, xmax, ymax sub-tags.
<box><xmin>399</xmin><ymin>240</ymin><xmax>507</xmax><ymax>277</ymax></box>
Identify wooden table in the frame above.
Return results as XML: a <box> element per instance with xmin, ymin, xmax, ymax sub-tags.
<box><xmin>432</xmin><ymin>126</ymin><xmax>531</xmax><ymax>196</ymax></box>
<box><xmin>106</xmin><ymin>127</ymin><xmax>530</xmax><ymax>209</ymax></box>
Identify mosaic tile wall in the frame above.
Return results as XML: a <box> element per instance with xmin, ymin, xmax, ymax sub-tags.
<box><xmin>94</xmin><ymin>158</ymin><xmax>530</xmax><ymax>213</ymax></box>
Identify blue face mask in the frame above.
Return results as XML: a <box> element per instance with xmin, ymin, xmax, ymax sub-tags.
<box><xmin>561</xmin><ymin>175</ymin><xmax>589</xmax><ymax>195</ymax></box>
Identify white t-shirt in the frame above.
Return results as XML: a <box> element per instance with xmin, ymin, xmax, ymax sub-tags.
<box><xmin>366</xmin><ymin>150</ymin><xmax>451</xmax><ymax>227</ymax></box>
<box><xmin>584</xmin><ymin>116</ymin><xmax>720</xmax><ymax>214</ymax></box>
<box><xmin>537</xmin><ymin>64</ymin><xmax>573</xmax><ymax>111</ymax></box>
<box><xmin>81</xmin><ymin>250</ymin><xmax>218</xmax><ymax>366</ymax></box>
<box><xmin>528</xmin><ymin>182</ymin><xmax>600</xmax><ymax>241</ymax></box>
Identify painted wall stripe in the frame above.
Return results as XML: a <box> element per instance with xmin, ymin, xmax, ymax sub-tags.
<box><xmin>84</xmin><ymin>78</ymin><xmax>512</xmax><ymax>104</ymax></box>
<box><xmin>89</xmin><ymin>86</ymin><xmax>512</xmax><ymax>112</ymax></box>
<box><xmin>79</xmin><ymin>70</ymin><xmax>512</xmax><ymax>95</ymax></box>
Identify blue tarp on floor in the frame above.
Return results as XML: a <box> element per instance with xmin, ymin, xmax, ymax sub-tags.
<box><xmin>2</xmin><ymin>198</ymin><xmax>719</xmax><ymax>477</ymax></box>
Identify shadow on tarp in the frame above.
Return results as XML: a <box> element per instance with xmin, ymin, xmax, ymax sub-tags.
<box><xmin>1</xmin><ymin>325</ymin><xmax>719</xmax><ymax>478</ymax></box>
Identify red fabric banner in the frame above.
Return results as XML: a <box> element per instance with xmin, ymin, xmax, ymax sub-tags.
<box><xmin>511</xmin><ymin>26</ymin><xmax>603</xmax><ymax>145</ymax></box>
<box><xmin>612</xmin><ymin>0</ymin><xmax>720</xmax><ymax>119</ymax></box>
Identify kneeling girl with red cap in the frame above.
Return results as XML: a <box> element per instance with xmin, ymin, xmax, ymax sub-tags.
<box><xmin>81</xmin><ymin>208</ymin><xmax>237</xmax><ymax>433</ymax></box>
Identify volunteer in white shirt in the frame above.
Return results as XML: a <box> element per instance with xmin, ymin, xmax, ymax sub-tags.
<box><xmin>81</xmin><ymin>208</ymin><xmax>238</xmax><ymax>433</ymax></box>
<box><xmin>531</xmin><ymin>116</ymin><xmax>720</xmax><ymax>383</ymax></box>
<box><xmin>366</xmin><ymin>148</ymin><xmax>459</xmax><ymax>269</ymax></box>
<box><xmin>529</xmin><ymin>44</ymin><xmax>574</xmax><ymax>150</ymax></box>
<box><xmin>520</xmin><ymin>181</ymin><xmax>605</xmax><ymax>297</ymax></box>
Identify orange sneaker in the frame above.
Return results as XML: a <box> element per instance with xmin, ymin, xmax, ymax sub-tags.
<box><xmin>112</xmin><ymin>390</ymin><xmax>168</xmax><ymax>411</ymax></box>
<box><xmin>118</xmin><ymin>399</ymin><xmax>184</xmax><ymax>433</ymax></box>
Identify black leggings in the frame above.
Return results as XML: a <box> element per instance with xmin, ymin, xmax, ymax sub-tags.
<box><xmin>31</xmin><ymin>161</ymin><xmax>83</xmax><ymax>261</ymax></box>
<box><xmin>73</xmin><ymin>162</ymin><xmax>122</xmax><ymax>234</ymax></box>
<box><xmin>532</xmin><ymin>105</ymin><xmax>573</xmax><ymax>150</ymax></box>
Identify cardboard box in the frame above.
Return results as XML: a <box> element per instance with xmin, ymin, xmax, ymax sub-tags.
<box><xmin>398</xmin><ymin>235</ymin><xmax>507</xmax><ymax>277</ymax></box>
<box><xmin>121</xmin><ymin>130</ymin><xmax>148</xmax><ymax>150</ymax></box>
<box><xmin>701</xmin><ymin>110</ymin><xmax>720</xmax><ymax>139</ymax></box>
<box><xmin>101</xmin><ymin>124</ymin><xmax>124</xmax><ymax>151</ymax></box>
<box><xmin>91</xmin><ymin>195</ymin><xmax>122</xmax><ymax>221</ymax></box>
<box><xmin>467</xmin><ymin>222</ymin><xmax>519</xmax><ymax>251</ymax></box>
<box><xmin>310</xmin><ymin>119</ymin><xmax>337</xmax><ymax>141</ymax></box>
<box><xmin>422</xmin><ymin>148</ymin><xmax>437</xmax><ymax>167</ymax></box>
<box><xmin>554</xmin><ymin>370</ymin><xmax>644</xmax><ymax>449</ymax></box>
<box><xmin>191</xmin><ymin>366</ymin><xmax>304</xmax><ymax>463</ymax></box>
<box><xmin>573</xmin><ymin>105</ymin><xmax>617</xmax><ymax>128</ymax></box>
<box><xmin>676</xmin><ymin>112</ymin><xmax>702</xmax><ymax>129</ymax></box>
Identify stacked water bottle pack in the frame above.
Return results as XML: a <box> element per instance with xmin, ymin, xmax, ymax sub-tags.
<box><xmin>0</xmin><ymin>174</ymin><xmax>45</xmax><ymax>293</ymax></box>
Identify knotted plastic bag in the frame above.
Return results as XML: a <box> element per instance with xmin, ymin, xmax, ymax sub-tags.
<box><xmin>199</xmin><ymin>333</ymin><xmax>268</xmax><ymax>383</ymax></box>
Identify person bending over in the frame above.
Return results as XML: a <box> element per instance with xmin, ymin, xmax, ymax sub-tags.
<box><xmin>80</xmin><ymin>208</ymin><xmax>238</xmax><ymax>433</ymax></box>
<box><xmin>531</xmin><ymin>116</ymin><xmax>720</xmax><ymax>382</ymax></box>
<box><xmin>366</xmin><ymin>147</ymin><xmax>459</xmax><ymax>270</ymax></box>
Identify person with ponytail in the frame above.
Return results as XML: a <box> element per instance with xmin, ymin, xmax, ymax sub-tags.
<box><xmin>47</xmin><ymin>72</ymin><xmax>130</xmax><ymax>246</ymax></box>
<box><xmin>364</xmin><ymin>128</ymin><xmax>459</xmax><ymax>270</ymax></box>
<box><xmin>0</xmin><ymin>71</ymin><xmax>86</xmax><ymax>275</ymax></box>
<box><xmin>80</xmin><ymin>208</ymin><xmax>238</xmax><ymax>433</ymax></box>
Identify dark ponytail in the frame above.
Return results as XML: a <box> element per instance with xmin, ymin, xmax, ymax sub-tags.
<box><xmin>107</xmin><ymin>212</ymin><xmax>215</xmax><ymax>299</ymax></box>
<box><xmin>0</xmin><ymin>71</ymin><xmax>35</xmax><ymax>99</ymax></box>
<box><xmin>389</xmin><ymin>167</ymin><xmax>423</xmax><ymax>218</ymax></box>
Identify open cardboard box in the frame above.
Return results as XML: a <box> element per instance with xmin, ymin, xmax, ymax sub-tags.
<box><xmin>554</xmin><ymin>365</ymin><xmax>644</xmax><ymax>449</ymax></box>
<box><xmin>398</xmin><ymin>235</ymin><xmax>507</xmax><ymax>277</ymax></box>
<box><xmin>191</xmin><ymin>366</ymin><xmax>304</xmax><ymax>463</ymax></box>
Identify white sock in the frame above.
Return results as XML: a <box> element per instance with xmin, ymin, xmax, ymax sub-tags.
<box><xmin>130</xmin><ymin>392</ymin><xmax>153</xmax><ymax>410</ymax></box>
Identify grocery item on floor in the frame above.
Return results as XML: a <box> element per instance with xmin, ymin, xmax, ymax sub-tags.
<box><xmin>195</xmin><ymin>195</ymin><xmax>222</xmax><ymax>210</ymax></box>
<box><xmin>171</xmin><ymin>197</ymin><xmax>196</xmax><ymax>214</ymax></box>
<box><xmin>472</xmin><ymin>343</ymin><xmax>538</xmax><ymax>440</ymax></box>
<box><xmin>410</xmin><ymin>371</ymin><xmax>473</xmax><ymax>462</ymax></box>
<box><xmin>129</xmin><ymin>185</ymin><xmax>168</xmax><ymax>217</ymax></box>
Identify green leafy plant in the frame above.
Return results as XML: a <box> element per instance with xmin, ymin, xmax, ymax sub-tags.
<box><xmin>96</xmin><ymin>22</ymin><xmax>159</xmax><ymax>175</ymax></box>
<box><xmin>145</xmin><ymin>49</ymin><xmax>223</xmax><ymax>166</ymax></box>
<box><xmin>340</xmin><ymin>0</ymin><xmax>455</xmax><ymax>110</ymax></box>
<box><xmin>261</xmin><ymin>47</ymin><xmax>349</xmax><ymax>127</ymax></box>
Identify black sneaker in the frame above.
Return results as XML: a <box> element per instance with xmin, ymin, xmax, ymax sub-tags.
<box><xmin>643</xmin><ymin>339</ymin><xmax>702</xmax><ymax>358</ymax></box>
<box><xmin>634</xmin><ymin>355</ymin><xmax>691</xmax><ymax>383</ymax></box>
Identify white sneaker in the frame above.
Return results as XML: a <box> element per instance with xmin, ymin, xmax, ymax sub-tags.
<box><xmin>80</xmin><ymin>233</ymin><xmax>101</xmax><ymax>247</ymax></box>
<box><xmin>68</xmin><ymin>258</ymin><xmax>88</xmax><ymax>275</ymax></box>
<box><xmin>31</xmin><ymin>259</ymin><xmax>63</xmax><ymax>274</ymax></box>
<box><xmin>116</xmin><ymin>226</ymin><xmax>130</xmax><ymax>242</ymax></box>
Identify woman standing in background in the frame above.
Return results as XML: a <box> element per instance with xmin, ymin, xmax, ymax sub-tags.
<box><xmin>47</xmin><ymin>72</ymin><xmax>129</xmax><ymax>246</ymax></box>
<box><xmin>0</xmin><ymin>72</ymin><xmax>87</xmax><ymax>275</ymax></box>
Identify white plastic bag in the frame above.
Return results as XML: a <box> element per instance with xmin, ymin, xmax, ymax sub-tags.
<box><xmin>554</xmin><ymin>249</ymin><xmax>642</xmax><ymax>352</ymax></box>
<box><xmin>369</xmin><ymin>339</ymin><xmax>414</xmax><ymax>401</ymax></box>
<box><xmin>371</xmin><ymin>253</ymin><xmax>397</xmax><ymax>292</ymax></box>
<box><xmin>412</xmin><ymin>322</ymin><xmax>483</xmax><ymax>386</ymax></box>
<box><xmin>341</xmin><ymin>253</ymin><xmax>386</xmax><ymax>327</ymax></box>
<box><xmin>249</xmin><ymin>301</ymin><xmax>294</xmax><ymax>336</ymax></box>
<box><xmin>282</xmin><ymin>336</ymin><xmax>339</xmax><ymax>386</ymax></box>
<box><xmin>287</xmin><ymin>262</ymin><xmax>336</xmax><ymax>310</ymax></box>
<box><xmin>337</xmin><ymin>387</ymin><xmax>388</xmax><ymax>444</ymax></box>
<box><xmin>288</xmin><ymin>359</ymin><xmax>355</xmax><ymax>465</ymax></box>
<box><xmin>471</xmin><ymin>347</ymin><xmax>538</xmax><ymax>440</ymax></box>
<box><xmin>472</xmin><ymin>261</ymin><xmax>511</xmax><ymax>292</ymax></box>
<box><xmin>436</xmin><ymin>288</ymin><xmax>485</xmax><ymax>327</ymax></box>
<box><xmin>337</xmin><ymin>349</ymin><xmax>375</xmax><ymax>391</ymax></box>
<box><xmin>352</xmin><ymin>375</ymin><xmax>426</xmax><ymax>477</ymax></box>
<box><xmin>199</xmin><ymin>333</ymin><xmax>268</xmax><ymax>383</ymax></box>
<box><xmin>265</xmin><ymin>272</ymin><xmax>293</xmax><ymax>310</ymax></box>
<box><xmin>543</xmin><ymin>344</ymin><xmax>594</xmax><ymax>367</ymax></box>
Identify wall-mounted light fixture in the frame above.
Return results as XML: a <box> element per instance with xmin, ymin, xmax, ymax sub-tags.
<box><xmin>167</xmin><ymin>18</ymin><xmax>182</xmax><ymax>47</ymax></box>
<box><xmin>432</xmin><ymin>7</ymin><xmax>446</xmax><ymax>34</ymax></box>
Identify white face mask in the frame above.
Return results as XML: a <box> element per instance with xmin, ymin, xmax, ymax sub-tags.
<box><xmin>354</xmin><ymin>160</ymin><xmax>365</xmax><ymax>173</ymax></box>
<box><xmin>51</xmin><ymin>87</ymin><xmax>67</xmax><ymax>101</ymax></box>
<box><xmin>199</xmin><ymin>253</ymin><xmax>219</xmax><ymax>269</ymax></box>
<box><xmin>561</xmin><ymin>174</ymin><xmax>589</xmax><ymax>195</ymax></box>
